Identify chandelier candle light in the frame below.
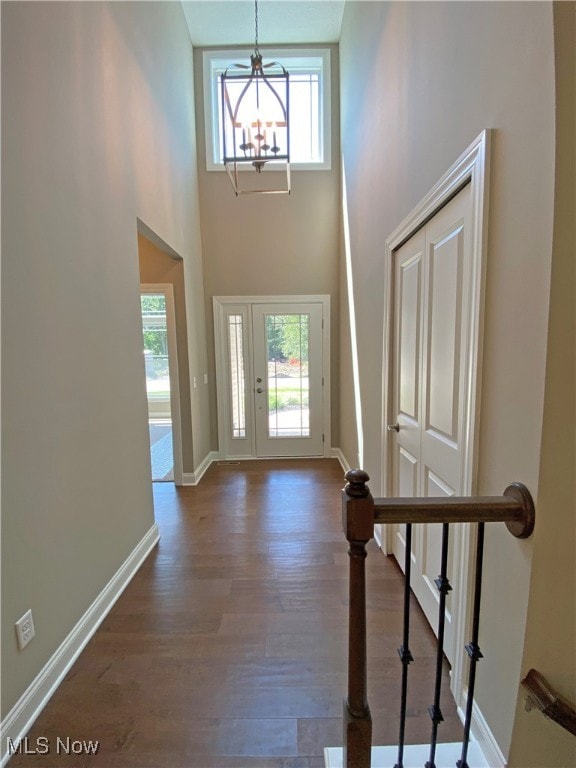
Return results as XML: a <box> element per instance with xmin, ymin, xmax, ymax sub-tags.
<box><xmin>220</xmin><ymin>0</ymin><xmax>290</xmax><ymax>195</ymax></box>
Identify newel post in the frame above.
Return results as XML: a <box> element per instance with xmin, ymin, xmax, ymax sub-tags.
<box><xmin>342</xmin><ymin>469</ymin><xmax>374</xmax><ymax>768</ymax></box>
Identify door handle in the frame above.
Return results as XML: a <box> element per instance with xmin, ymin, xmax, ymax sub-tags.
<box><xmin>387</xmin><ymin>423</ymin><xmax>400</xmax><ymax>432</ymax></box>
<box><xmin>256</xmin><ymin>387</ymin><xmax>265</xmax><ymax>394</ymax></box>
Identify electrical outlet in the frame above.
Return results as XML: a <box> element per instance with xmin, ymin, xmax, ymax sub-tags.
<box><xmin>15</xmin><ymin>609</ymin><xmax>35</xmax><ymax>650</ymax></box>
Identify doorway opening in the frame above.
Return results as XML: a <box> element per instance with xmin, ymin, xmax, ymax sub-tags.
<box><xmin>213</xmin><ymin>295</ymin><xmax>330</xmax><ymax>459</ymax></box>
<box><xmin>138</xmin><ymin>225</ymin><xmax>191</xmax><ymax>487</ymax></box>
<box><xmin>141</xmin><ymin>292</ymin><xmax>174</xmax><ymax>481</ymax></box>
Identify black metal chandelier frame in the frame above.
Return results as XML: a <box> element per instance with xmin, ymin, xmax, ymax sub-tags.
<box><xmin>220</xmin><ymin>0</ymin><xmax>291</xmax><ymax>195</ymax></box>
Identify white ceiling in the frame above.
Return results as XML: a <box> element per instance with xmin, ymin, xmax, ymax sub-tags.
<box><xmin>181</xmin><ymin>1</ymin><xmax>346</xmax><ymax>47</ymax></box>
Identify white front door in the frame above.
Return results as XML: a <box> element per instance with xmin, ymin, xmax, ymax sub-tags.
<box><xmin>390</xmin><ymin>184</ymin><xmax>473</xmax><ymax>664</ymax></box>
<box><xmin>252</xmin><ymin>303</ymin><xmax>324</xmax><ymax>457</ymax></box>
<box><xmin>213</xmin><ymin>296</ymin><xmax>329</xmax><ymax>459</ymax></box>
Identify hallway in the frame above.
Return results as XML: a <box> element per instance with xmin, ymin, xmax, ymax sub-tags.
<box><xmin>149</xmin><ymin>420</ymin><xmax>174</xmax><ymax>482</ymax></box>
<box><xmin>9</xmin><ymin>460</ymin><xmax>461</xmax><ymax>767</ymax></box>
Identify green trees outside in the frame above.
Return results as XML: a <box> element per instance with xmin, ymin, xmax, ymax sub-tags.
<box><xmin>141</xmin><ymin>295</ymin><xmax>168</xmax><ymax>358</ymax></box>
<box><xmin>266</xmin><ymin>314</ymin><xmax>308</xmax><ymax>363</ymax></box>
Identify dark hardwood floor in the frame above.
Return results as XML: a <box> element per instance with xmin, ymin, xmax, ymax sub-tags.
<box><xmin>9</xmin><ymin>459</ymin><xmax>462</xmax><ymax>767</ymax></box>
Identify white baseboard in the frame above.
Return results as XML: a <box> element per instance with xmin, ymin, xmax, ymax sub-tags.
<box><xmin>0</xmin><ymin>524</ymin><xmax>160</xmax><ymax>768</ymax></box>
<box><xmin>181</xmin><ymin>451</ymin><xmax>218</xmax><ymax>485</ymax></box>
<box><xmin>331</xmin><ymin>448</ymin><xmax>351</xmax><ymax>474</ymax></box>
<box><xmin>183</xmin><ymin>451</ymin><xmax>353</xmax><ymax>484</ymax></box>
<box><xmin>456</xmin><ymin>695</ymin><xmax>507</xmax><ymax>768</ymax></box>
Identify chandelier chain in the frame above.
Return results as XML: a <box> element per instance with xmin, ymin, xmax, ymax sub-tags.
<box><xmin>254</xmin><ymin>0</ymin><xmax>259</xmax><ymax>51</ymax></box>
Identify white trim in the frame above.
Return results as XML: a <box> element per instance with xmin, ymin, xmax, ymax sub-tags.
<box><xmin>373</xmin><ymin>524</ymin><xmax>384</xmax><ymax>551</ymax></box>
<box><xmin>180</xmin><ymin>451</ymin><xmax>219</xmax><ymax>486</ymax></box>
<box><xmin>457</xmin><ymin>694</ymin><xmax>507</xmax><ymax>768</ymax></box>
<box><xmin>213</xmin><ymin>295</ymin><xmax>331</xmax><ymax>460</ymax></box>
<box><xmin>214</xmin><ymin>293</ymin><xmax>330</xmax><ymax>305</ymax></box>
<box><xmin>140</xmin><ymin>284</ymin><xmax>184</xmax><ymax>485</ymax></box>
<box><xmin>0</xmin><ymin>524</ymin><xmax>159</xmax><ymax>768</ymax></box>
<box><xmin>381</xmin><ymin>130</ymin><xmax>491</xmax><ymax>704</ymax></box>
<box><xmin>331</xmin><ymin>447</ymin><xmax>351</xmax><ymax>474</ymax></box>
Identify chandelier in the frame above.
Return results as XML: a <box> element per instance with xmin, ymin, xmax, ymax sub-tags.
<box><xmin>220</xmin><ymin>0</ymin><xmax>290</xmax><ymax>195</ymax></box>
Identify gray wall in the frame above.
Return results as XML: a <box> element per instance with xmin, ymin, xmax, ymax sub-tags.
<box><xmin>1</xmin><ymin>1</ymin><xmax>209</xmax><ymax>716</ymax></box>
<box><xmin>193</xmin><ymin>45</ymin><xmax>341</xmax><ymax>451</ymax></box>
<box><xmin>339</xmin><ymin>0</ymin><xmax>556</xmax><ymax>757</ymax></box>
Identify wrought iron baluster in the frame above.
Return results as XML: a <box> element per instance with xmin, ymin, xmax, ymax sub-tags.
<box><xmin>339</xmin><ymin>476</ymin><xmax>535</xmax><ymax>768</ymax></box>
<box><xmin>457</xmin><ymin>522</ymin><xmax>485</xmax><ymax>768</ymax></box>
<box><xmin>426</xmin><ymin>523</ymin><xmax>452</xmax><ymax>768</ymax></box>
<box><xmin>394</xmin><ymin>523</ymin><xmax>414</xmax><ymax>768</ymax></box>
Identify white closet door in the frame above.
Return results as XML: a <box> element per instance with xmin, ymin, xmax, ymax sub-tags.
<box><xmin>390</xmin><ymin>184</ymin><xmax>473</xmax><ymax>664</ymax></box>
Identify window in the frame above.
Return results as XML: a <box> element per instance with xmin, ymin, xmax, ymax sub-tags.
<box><xmin>203</xmin><ymin>48</ymin><xmax>331</xmax><ymax>171</ymax></box>
<box><xmin>227</xmin><ymin>314</ymin><xmax>246</xmax><ymax>439</ymax></box>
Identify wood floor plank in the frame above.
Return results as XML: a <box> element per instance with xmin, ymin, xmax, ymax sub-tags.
<box><xmin>8</xmin><ymin>459</ymin><xmax>463</xmax><ymax>767</ymax></box>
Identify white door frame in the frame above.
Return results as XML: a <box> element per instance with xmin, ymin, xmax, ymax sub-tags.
<box><xmin>213</xmin><ymin>295</ymin><xmax>331</xmax><ymax>460</ymax></box>
<box><xmin>381</xmin><ymin>130</ymin><xmax>491</xmax><ymax>706</ymax></box>
<box><xmin>141</xmin><ymin>283</ymin><xmax>184</xmax><ymax>485</ymax></box>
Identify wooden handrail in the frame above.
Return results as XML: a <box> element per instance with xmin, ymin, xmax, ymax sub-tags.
<box><xmin>522</xmin><ymin>669</ymin><xmax>576</xmax><ymax>736</ymax></box>
<box><xmin>372</xmin><ymin>481</ymin><xmax>535</xmax><ymax>538</ymax></box>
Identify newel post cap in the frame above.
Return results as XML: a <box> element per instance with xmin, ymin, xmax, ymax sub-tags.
<box><xmin>342</xmin><ymin>469</ymin><xmax>374</xmax><ymax>542</ymax></box>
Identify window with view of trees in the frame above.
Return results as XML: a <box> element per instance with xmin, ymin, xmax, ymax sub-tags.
<box><xmin>203</xmin><ymin>49</ymin><xmax>331</xmax><ymax>171</ymax></box>
<box><xmin>141</xmin><ymin>295</ymin><xmax>169</xmax><ymax>398</ymax></box>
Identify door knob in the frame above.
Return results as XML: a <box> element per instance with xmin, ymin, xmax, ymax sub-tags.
<box><xmin>387</xmin><ymin>423</ymin><xmax>400</xmax><ymax>432</ymax></box>
<box><xmin>256</xmin><ymin>387</ymin><xmax>265</xmax><ymax>394</ymax></box>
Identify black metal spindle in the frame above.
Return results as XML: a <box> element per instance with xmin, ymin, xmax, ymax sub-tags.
<box><xmin>425</xmin><ymin>523</ymin><xmax>452</xmax><ymax>768</ymax></box>
<box><xmin>339</xmin><ymin>478</ymin><xmax>535</xmax><ymax>768</ymax></box>
<box><xmin>457</xmin><ymin>522</ymin><xmax>485</xmax><ymax>768</ymax></box>
<box><xmin>394</xmin><ymin>524</ymin><xmax>414</xmax><ymax>768</ymax></box>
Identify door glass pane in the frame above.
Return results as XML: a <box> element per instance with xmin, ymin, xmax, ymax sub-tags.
<box><xmin>228</xmin><ymin>314</ymin><xmax>246</xmax><ymax>438</ymax></box>
<box><xmin>266</xmin><ymin>314</ymin><xmax>310</xmax><ymax>438</ymax></box>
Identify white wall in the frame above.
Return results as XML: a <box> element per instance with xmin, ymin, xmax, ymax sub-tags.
<box><xmin>1</xmin><ymin>1</ymin><xmax>209</xmax><ymax>717</ymax></box>
<box><xmin>339</xmin><ymin>0</ymin><xmax>555</xmax><ymax>757</ymax></box>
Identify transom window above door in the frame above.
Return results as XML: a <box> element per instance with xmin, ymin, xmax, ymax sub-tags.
<box><xmin>203</xmin><ymin>49</ymin><xmax>331</xmax><ymax>171</ymax></box>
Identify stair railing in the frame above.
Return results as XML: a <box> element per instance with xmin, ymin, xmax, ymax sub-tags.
<box><xmin>342</xmin><ymin>469</ymin><xmax>536</xmax><ymax>768</ymax></box>
<box><xmin>521</xmin><ymin>668</ymin><xmax>576</xmax><ymax>737</ymax></box>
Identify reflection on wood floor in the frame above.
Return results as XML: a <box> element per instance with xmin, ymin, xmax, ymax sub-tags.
<box><xmin>9</xmin><ymin>459</ymin><xmax>462</xmax><ymax>767</ymax></box>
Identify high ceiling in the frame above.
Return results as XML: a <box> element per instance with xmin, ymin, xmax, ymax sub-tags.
<box><xmin>181</xmin><ymin>1</ymin><xmax>346</xmax><ymax>47</ymax></box>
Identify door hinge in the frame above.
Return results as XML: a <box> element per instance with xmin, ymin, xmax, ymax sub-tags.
<box><xmin>322</xmin><ymin>433</ymin><xmax>325</xmax><ymax>443</ymax></box>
